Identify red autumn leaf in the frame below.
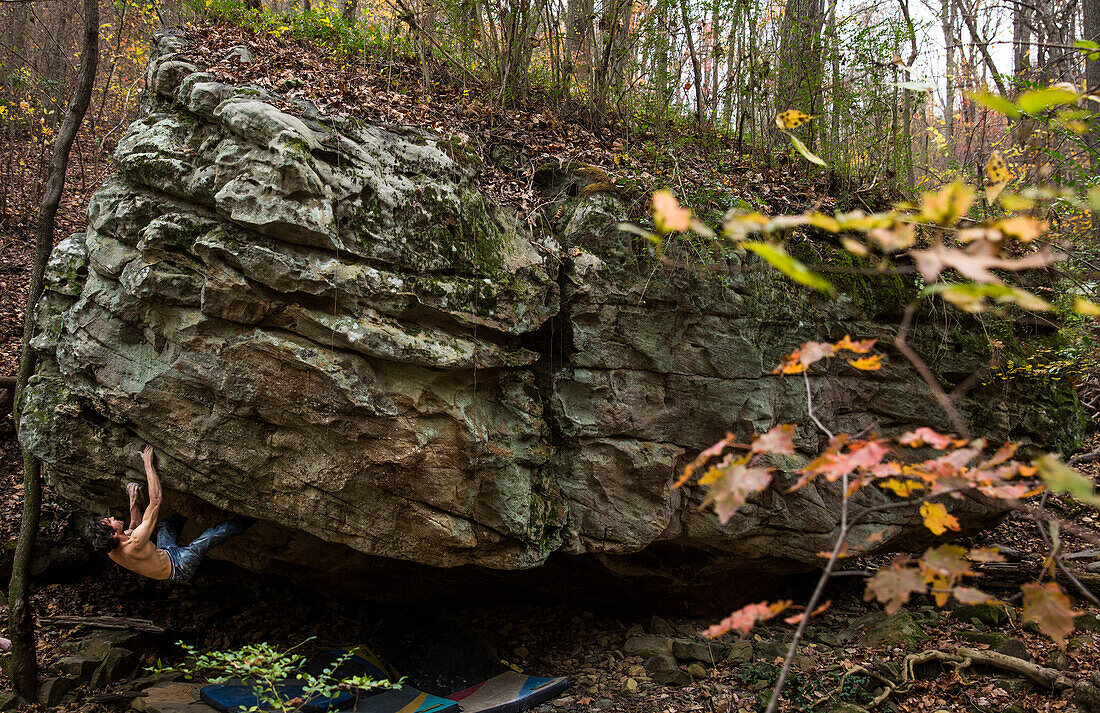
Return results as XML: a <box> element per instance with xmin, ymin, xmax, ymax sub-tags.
<box><xmin>795</xmin><ymin>438</ymin><xmax>890</xmax><ymax>488</ymax></box>
<box><xmin>1022</xmin><ymin>582</ymin><xmax>1077</xmax><ymax>649</ymax></box>
<box><xmin>898</xmin><ymin>426</ymin><xmax>956</xmax><ymax>450</ymax></box>
<box><xmin>652</xmin><ymin>190</ymin><xmax>691</xmax><ymax>232</ymax></box>
<box><xmin>978</xmin><ymin>483</ymin><xmax>1041</xmax><ymax>500</ymax></box>
<box><xmin>702</xmin><ymin>600</ymin><xmax>791</xmax><ymax>638</ymax></box>
<box><xmin>751</xmin><ymin>424</ymin><xmax>796</xmax><ymax>456</ymax></box>
<box><xmin>979</xmin><ymin>442</ymin><xmax>1019</xmax><ymax>468</ymax></box>
<box><xmin>675</xmin><ymin>432</ymin><xmax>737</xmax><ymax>488</ymax></box>
<box><xmin>865</xmin><ymin>558</ymin><xmax>927</xmax><ymax>614</ymax></box>
<box><xmin>799</xmin><ymin>341</ymin><xmax>837</xmax><ymax>366</ymax></box>
<box><xmin>918</xmin><ymin>447</ymin><xmax>980</xmax><ymax>479</ymax></box>
<box><xmin>701</xmin><ymin>464</ymin><xmax>773</xmax><ymax>523</ymax></box>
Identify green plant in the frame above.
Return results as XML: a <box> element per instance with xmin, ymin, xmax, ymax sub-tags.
<box><xmin>147</xmin><ymin>638</ymin><xmax>396</xmax><ymax>712</ymax></box>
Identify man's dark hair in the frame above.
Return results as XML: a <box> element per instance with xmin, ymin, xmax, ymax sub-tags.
<box><xmin>84</xmin><ymin>518</ymin><xmax>119</xmax><ymax>553</ymax></box>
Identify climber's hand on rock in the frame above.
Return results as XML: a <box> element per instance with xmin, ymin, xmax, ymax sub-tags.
<box><xmin>126</xmin><ymin>482</ymin><xmax>142</xmax><ymax>501</ymax></box>
<box><xmin>141</xmin><ymin>445</ymin><xmax>154</xmax><ymax>466</ymax></box>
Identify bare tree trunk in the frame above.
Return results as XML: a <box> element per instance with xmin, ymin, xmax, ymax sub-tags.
<box><xmin>8</xmin><ymin>0</ymin><xmax>98</xmax><ymax>700</ymax></box>
<box><xmin>826</xmin><ymin>0</ymin><xmax>839</xmax><ymax>157</ymax></box>
<box><xmin>943</xmin><ymin>0</ymin><xmax>955</xmax><ymax>154</ymax></box>
<box><xmin>959</xmin><ymin>0</ymin><xmax>1008</xmax><ymax>95</ymax></box>
<box><xmin>679</xmin><ymin>0</ymin><xmax>706</xmax><ymax>129</ymax></box>
<box><xmin>777</xmin><ymin>0</ymin><xmax>826</xmax><ymax>144</ymax></box>
<box><xmin>1085</xmin><ymin>0</ymin><xmax>1100</xmax><ymax>240</ymax></box>
<box><xmin>898</xmin><ymin>0</ymin><xmax>919</xmax><ymax>187</ymax></box>
<box><xmin>565</xmin><ymin>0</ymin><xmax>593</xmax><ymax>89</ymax></box>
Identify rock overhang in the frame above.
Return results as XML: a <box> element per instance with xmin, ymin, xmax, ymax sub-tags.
<box><xmin>17</xmin><ymin>29</ymin><xmax>1085</xmax><ymax>606</ymax></box>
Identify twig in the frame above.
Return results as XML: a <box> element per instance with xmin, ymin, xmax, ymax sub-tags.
<box><xmin>894</xmin><ymin>300</ymin><xmax>970</xmax><ymax>438</ymax></box>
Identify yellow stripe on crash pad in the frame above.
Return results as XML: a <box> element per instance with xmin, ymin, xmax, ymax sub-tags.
<box><xmin>395</xmin><ymin>691</ymin><xmax>429</xmax><ymax>713</ymax></box>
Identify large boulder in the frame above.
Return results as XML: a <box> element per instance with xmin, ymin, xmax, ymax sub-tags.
<box><xmin>18</xmin><ymin>30</ymin><xmax>1084</xmax><ymax>605</ymax></box>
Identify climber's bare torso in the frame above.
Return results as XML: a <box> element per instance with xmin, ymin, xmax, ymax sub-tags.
<box><xmin>105</xmin><ymin>446</ymin><xmax>172</xmax><ymax>580</ymax></box>
<box><xmin>106</xmin><ymin>517</ymin><xmax>172</xmax><ymax>580</ymax></box>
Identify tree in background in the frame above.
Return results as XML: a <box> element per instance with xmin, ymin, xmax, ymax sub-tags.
<box><xmin>6</xmin><ymin>0</ymin><xmax>98</xmax><ymax>701</ymax></box>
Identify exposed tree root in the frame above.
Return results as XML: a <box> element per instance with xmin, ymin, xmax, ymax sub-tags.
<box><xmin>817</xmin><ymin>647</ymin><xmax>1100</xmax><ymax>711</ymax></box>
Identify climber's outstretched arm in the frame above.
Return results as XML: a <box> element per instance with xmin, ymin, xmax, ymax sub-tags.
<box><xmin>126</xmin><ymin>482</ymin><xmax>142</xmax><ymax>532</ymax></box>
<box><xmin>130</xmin><ymin>445</ymin><xmax>162</xmax><ymax>546</ymax></box>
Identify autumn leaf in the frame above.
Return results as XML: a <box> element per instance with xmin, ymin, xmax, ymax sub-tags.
<box><xmin>1016</xmin><ymin>87</ymin><xmax>1078</xmax><ymax>115</ymax></box>
<box><xmin>865</xmin><ymin>558</ymin><xmax>927</xmax><ymax>614</ymax></box>
<box><xmin>966</xmin><ymin>547</ymin><xmax>1005</xmax><ymax>563</ymax></box>
<box><xmin>994</xmin><ymin>216</ymin><xmax>1047</xmax><ymax>242</ymax></box>
<box><xmin>1074</xmin><ymin>297</ymin><xmax>1100</xmax><ymax>317</ymax></box>
<box><xmin>879</xmin><ymin>478</ymin><xmax>925</xmax><ymax>497</ymax></box>
<box><xmin>897</xmin><ymin>427</ymin><xmax>956</xmax><ymax>450</ymax></box>
<box><xmin>847</xmin><ymin>355</ymin><xmax>883</xmax><ymax>371</ymax></box>
<box><xmin>909</xmin><ymin>242</ymin><xmax>1061</xmax><ymax>284</ymax></box>
<box><xmin>794</xmin><ymin>438</ymin><xmax>890</xmax><ymax>488</ymax></box>
<box><xmin>920</xmin><ymin>544</ymin><xmax>973</xmax><ymax>581</ymax></box>
<box><xmin>984</xmin><ymin>151</ymin><xmax>1009</xmax><ymax>203</ymax></box>
<box><xmin>952</xmin><ymin>587</ymin><xmax>1001</xmax><ymax>605</ymax></box>
<box><xmin>751</xmin><ymin>424</ymin><xmax>796</xmax><ymax>456</ymax></box>
<box><xmin>971</xmin><ymin>91</ymin><xmax>1020</xmax><ymax>119</ymax></box>
<box><xmin>675</xmin><ymin>432</ymin><xmax>744</xmax><ymax>488</ymax></box>
<box><xmin>1033</xmin><ymin>454</ymin><xmax>1100</xmax><ymax>507</ymax></box>
<box><xmin>932</xmin><ymin>282</ymin><xmax>1051</xmax><ymax>313</ymax></box>
<box><xmin>800</xmin><ymin>341</ymin><xmax>838</xmax><ymax>365</ymax></box>
<box><xmin>701</xmin><ymin>464</ymin><xmax>773</xmax><ymax>524</ymax></box>
<box><xmin>786</xmin><ymin>133</ymin><xmax>826</xmax><ymax>166</ymax></box>
<box><xmin>775</xmin><ymin>109</ymin><xmax>814</xmax><ymax>129</ymax></box>
<box><xmin>1022</xmin><ymin>582</ymin><xmax>1077</xmax><ymax>649</ymax></box>
<box><xmin>834</xmin><ymin>335</ymin><xmax>876</xmax><ymax>354</ymax></box>
<box><xmin>774</xmin><ymin>351</ymin><xmax>808</xmax><ymax>374</ymax></box>
<box><xmin>868</xmin><ymin>221</ymin><xmax>916</xmax><ymax>251</ymax></box>
<box><xmin>919</xmin><ymin>181</ymin><xmax>974</xmax><ymax>226</ymax></box>
<box><xmin>652</xmin><ymin>190</ymin><xmax>691</xmax><ymax>233</ymax></box>
<box><xmin>702</xmin><ymin>600</ymin><xmax>791</xmax><ymax>638</ymax></box>
<box><xmin>784</xmin><ymin>600</ymin><xmax>831</xmax><ymax>625</ymax></box>
<box><xmin>743</xmin><ymin>241</ymin><xmax>835</xmax><ymax>295</ymax></box>
<box><xmin>920</xmin><ymin>502</ymin><xmax>961</xmax><ymax>535</ymax></box>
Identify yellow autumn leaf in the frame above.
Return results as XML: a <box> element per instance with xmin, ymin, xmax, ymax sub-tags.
<box><xmin>984</xmin><ymin>151</ymin><xmax>1009</xmax><ymax>203</ymax></box>
<box><xmin>847</xmin><ymin>355</ymin><xmax>884</xmax><ymax>370</ymax></box>
<box><xmin>879</xmin><ymin>478</ymin><xmax>925</xmax><ymax>497</ymax></box>
<box><xmin>999</xmin><ymin>192</ymin><xmax>1035</xmax><ymax>211</ymax></box>
<box><xmin>775</xmin><ymin>109</ymin><xmax>814</xmax><ymax>130</ymax></box>
<box><xmin>920</xmin><ymin>181</ymin><xmax>974</xmax><ymax>226</ymax></box>
<box><xmin>1075</xmin><ymin>297</ymin><xmax>1100</xmax><ymax>317</ymax></box>
<box><xmin>920</xmin><ymin>502</ymin><xmax>961</xmax><ymax>535</ymax></box>
<box><xmin>994</xmin><ymin>216</ymin><xmax>1047</xmax><ymax>242</ymax></box>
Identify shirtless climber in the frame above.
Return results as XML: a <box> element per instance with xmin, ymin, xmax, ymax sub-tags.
<box><xmin>84</xmin><ymin>445</ymin><xmax>253</xmax><ymax>583</ymax></box>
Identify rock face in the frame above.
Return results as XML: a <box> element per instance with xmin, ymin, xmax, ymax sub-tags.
<box><xmin>19</xmin><ymin>31</ymin><xmax>1083</xmax><ymax>604</ymax></box>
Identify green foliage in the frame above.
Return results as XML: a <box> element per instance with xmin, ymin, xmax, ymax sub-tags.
<box><xmin>187</xmin><ymin>0</ymin><xmax>406</xmax><ymax>58</ymax></box>
<box><xmin>147</xmin><ymin>638</ymin><xmax>396</xmax><ymax>712</ymax></box>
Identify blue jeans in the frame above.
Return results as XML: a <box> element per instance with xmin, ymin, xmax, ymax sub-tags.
<box><xmin>155</xmin><ymin>514</ymin><xmax>254</xmax><ymax>583</ymax></box>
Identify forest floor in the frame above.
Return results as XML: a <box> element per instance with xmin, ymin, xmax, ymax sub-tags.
<box><xmin>2</xmin><ymin>19</ymin><xmax>1100</xmax><ymax>713</ymax></box>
